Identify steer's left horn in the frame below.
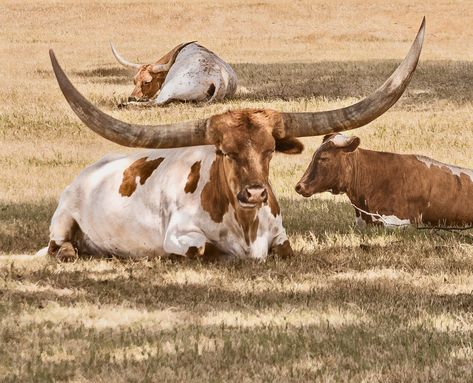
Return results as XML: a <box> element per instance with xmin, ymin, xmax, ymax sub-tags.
<box><xmin>50</xmin><ymin>49</ymin><xmax>208</xmax><ymax>148</ymax></box>
<box><xmin>110</xmin><ymin>43</ymin><xmax>142</xmax><ymax>70</ymax></box>
<box><xmin>150</xmin><ymin>41</ymin><xmax>197</xmax><ymax>73</ymax></box>
<box><xmin>282</xmin><ymin>17</ymin><xmax>425</xmax><ymax>137</ymax></box>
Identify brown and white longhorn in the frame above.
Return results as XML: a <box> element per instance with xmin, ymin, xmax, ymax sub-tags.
<box><xmin>111</xmin><ymin>42</ymin><xmax>237</xmax><ymax>106</ymax></box>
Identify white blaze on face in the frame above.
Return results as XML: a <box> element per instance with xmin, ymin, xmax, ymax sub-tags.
<box><xmin>416</xmin><ymin>155</ymin><xmax>473</xmax><ymax>182</ymax></box>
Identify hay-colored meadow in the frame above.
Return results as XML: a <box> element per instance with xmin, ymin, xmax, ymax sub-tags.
<box><xmin>1</xmin><ymin>1</ymin><xmax>473</xmax><ymax>382</ymax></box>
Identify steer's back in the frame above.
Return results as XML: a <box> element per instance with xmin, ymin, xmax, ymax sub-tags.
<box><xmin>157</xmin><ymin>43</ymin><xmax>237</xmax><ymax>103</ymax></box>
<box><xmin>352</xmin><ymin>150</ymin><xmax>473</xmax><ymax>225</ymax></box>
<box><xmin>55</xmin><ymin>146</ymin><xmax>215</xmax><ymax>257</ymax></box>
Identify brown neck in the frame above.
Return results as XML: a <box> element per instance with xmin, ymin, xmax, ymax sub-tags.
<box><xmin>341</xmin><ymin>149</ymin><xmax>364</xmax><ymax>206</ymax></box>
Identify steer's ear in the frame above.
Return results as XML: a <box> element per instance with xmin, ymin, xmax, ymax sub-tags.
<box><xmin>340</xmin><ymin>136</ymin><xmax>361</xmax><ymax>152</ymax></box>
<box><xmin>275</xmin><ymin>136</ymin><xmax>304</xmax><ymax>154</ymax></box>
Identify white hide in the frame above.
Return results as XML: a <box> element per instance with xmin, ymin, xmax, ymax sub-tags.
<box><xmin>48</xmin><ymin>146</ymin><xmax>287</xmax><ymax>260</ymax></box>
<box><xmin>155</xmin><ymin>43</ymin><xmax>237</xmax><ymax>105</ymax></box>
<box><xmin>416</xmin><ymin>155</ymin><xmax>473</xmax><ymax>182</ymax></box>
<box><xmin>352</xmin><ymin>204</ymin><xmax>410</xmax><ymax>228</ymax></box>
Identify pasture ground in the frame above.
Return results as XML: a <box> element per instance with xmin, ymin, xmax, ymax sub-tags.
<box><xmin>1</xmin><ymin>1</ymin><xmax>473</xmax><ymax>381</ymax></box>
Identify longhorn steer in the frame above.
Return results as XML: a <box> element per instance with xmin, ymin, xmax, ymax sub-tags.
<box><xmin>41</xmin><ymin>19</ymin><xmax>425</xmax><ymax>261</ymax></box>
<box><xmin>111</xmin><ymin>42</ymin><xmax>237</xmax><ymax>106</ymax></box>
<box><xmin>295</xmin><ymin>132</ymin><xmax>473</xmax><ymax>227</ymax></box>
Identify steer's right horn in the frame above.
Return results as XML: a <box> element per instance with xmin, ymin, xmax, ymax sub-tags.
<box><xmin>50</xmin><ymin>50</ymin><xmax>208</xmax><ymax>148</ymax></box>
<box><xmin>110</xmin><ymin>43</ymin><xmax>142</xmax><ymax>70</ymax></box>
<box><xmin>282</xmin><ymin>17</ymin><xmax>426</xmax><ymax>138</ymax></box>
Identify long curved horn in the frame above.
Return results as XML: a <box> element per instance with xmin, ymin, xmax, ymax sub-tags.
<box><xmin>110</xmin><ymin>42</ymin><xmax>142</xmax><ymax>70</ymax></box>
<box><xmin>150</xmin><ymin>41</ymin><xmax>197</xmax><ymax>73</ymax></box>
<box><xmin>50</xmin><ymin>49</ymin><xmax>208</xmax><ymax>148</ymax></box>
<box><xmin>282</xmin><ymin>17</ymin><xmax>425</xmax><ymax>137</ymax></box>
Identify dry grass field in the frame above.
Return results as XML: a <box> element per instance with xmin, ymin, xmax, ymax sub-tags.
<box><xmin>2</xmin><ymin>1</ymin><xmax>473</xmax><ymax>381</ymax></box>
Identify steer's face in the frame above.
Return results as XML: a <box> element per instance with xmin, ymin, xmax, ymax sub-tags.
<box><xmin>295</xmin><ymin>134</ymin><xmax>360</xmax><ymax>197</ymax></box>
<box><xmin>128</xmin><ymin>65</ymin><xmax>166</xmax><ymax>102</ymax></box>
<box><xmin>208</xmin><ymin>110</ymin><xmax>304</xmax><ymax>208</ymax></box>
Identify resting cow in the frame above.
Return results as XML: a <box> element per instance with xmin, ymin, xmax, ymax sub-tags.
<box><xmin>39</xmin><ymin>19</ymin><xmax>424</xmax><ymax>261</ymax></box>
<box><xmin>295</xmin><ymin>132</ymin><xmax>473</xmax><ymax>227</ymax></box>
<box><xmin>111</xmin><ymin>42</ymin><xmax>237</xmax><ymax>106</ymax></box>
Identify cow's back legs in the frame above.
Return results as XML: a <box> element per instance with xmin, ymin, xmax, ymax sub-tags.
<box><xmin>47</xmin><ymin>207</ymin><xmax>79</xmax><ymax>262</ymax></box>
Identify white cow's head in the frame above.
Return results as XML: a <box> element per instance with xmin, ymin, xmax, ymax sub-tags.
<box><xmin>110</xmin><ymin>42</ymin><xmax>194</xmax><ymax>102</ymax></box>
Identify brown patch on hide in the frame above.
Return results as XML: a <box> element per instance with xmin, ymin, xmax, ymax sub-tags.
<box><xmin>119</xmin><ymin>157</ymin><xmax>164</xmax><ymax>197</ymax></box>
<box><xmin>184</xmin><ymin>161</ymin><xmax>201</xmax><ymax>193</ymax></box>
<box><xmin>201</xmin><ymin>156</ymin><xmax>231</xmax><ymax>223</ymax></box>
<box><xmin>267</xmin><ymin>187</ymin><xmax>280</xmax><ymax>217</ymax></box>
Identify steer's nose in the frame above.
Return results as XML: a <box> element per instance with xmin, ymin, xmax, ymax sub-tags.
<box><xmin>295</xmin><ymin>182</ymin><xmax>312</xmax><ymax>197</ymax></box>
<box><xmin>128</xmin><ymin>96</ymin><xmax>138</xmax><ymax>102</ymax></box>
<box><xmin>238</xmin><ymin>184</ymin><xmax>268</xmax><ymax>205</ymax></box>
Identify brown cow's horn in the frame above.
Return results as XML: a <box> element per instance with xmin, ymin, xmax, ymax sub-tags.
<box><xmin>49</xmin><ymin>49</ymin><xmax>208</xmax><ymax>148</ymax></box>
<box><xmin>150</xmin><ymin>41</ymin><xmax>197</xmax><ymax>73</ymax></box>
<box><xmin>282</xmin><ymin>17</ymin><xmax>425</xmax><ymax>137</ymax></box>
<box><xmin>110</xmin><ymin>42</ymin><xmax>142</xmax><ymax>70</ymax></box>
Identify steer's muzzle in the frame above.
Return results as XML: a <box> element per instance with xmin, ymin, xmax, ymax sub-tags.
<box><xmin>128</xmin><ymin>96</ymin><xmax>140</xmax><ymax>102</ymax></box>
<box><xmin>294</xmin><ymin>182</ymin><xmax>313</xmax><ymax>198</ymax></box>
<box><xmin>237</xmin><ymin>184</ymin><xmax>268</xmax><ymax>208</ymax></box>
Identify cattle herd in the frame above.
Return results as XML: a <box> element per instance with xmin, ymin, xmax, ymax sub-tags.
<box><xmin>36</xmin><ymin>18</ymin><xmax>473</xmax><ymax>262</ymax></box>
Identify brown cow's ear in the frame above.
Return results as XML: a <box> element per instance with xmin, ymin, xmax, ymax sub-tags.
<box><xmin>275</xmin><ymin>137</ymin><xmax>304</xmax><ymax>154</ymax></box>
<box><xmin>342</xmin><ymin>137</ymin><xmax>361</xmax><ymax>152</ymax></box>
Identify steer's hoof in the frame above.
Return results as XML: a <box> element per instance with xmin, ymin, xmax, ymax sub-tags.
<box><xmin>270</xmin><ymin>240</ymin><xmax>294</xmax><ymax>259</ymax></box>
<box><xmin>56</xmin><ymin>243</ymin><xmax>78</xmax><ymax>263</ymax></box>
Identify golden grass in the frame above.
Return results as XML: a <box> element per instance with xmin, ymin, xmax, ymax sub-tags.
<box><xmin>2</xmin><ymin>1</ymin><xmax>473</xmax><ymax>381</ymax></box>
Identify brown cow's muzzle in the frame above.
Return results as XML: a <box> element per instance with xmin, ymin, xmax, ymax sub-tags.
<box><xmin>237</xmin><ymin>184</ymin><xmax>268</xmax><ymax>208</ymax></box>
<box><xmin>294</xmin><ymin>182</ymin><xmax>314</xmax><ymax>198</ymax></box>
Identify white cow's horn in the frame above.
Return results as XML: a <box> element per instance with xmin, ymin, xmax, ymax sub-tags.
<box><xmin>282</xmin><ymin>17</ymin><xmax>425</xmax><ymax>137</ymax></box>
<box><xmin>110</xmin><ymin>42</ymin><xmax>142</xmax><ymax>70</ymax></box>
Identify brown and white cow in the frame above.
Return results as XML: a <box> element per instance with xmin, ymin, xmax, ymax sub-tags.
<box><xmin>39</xmin><ymin>19</ymin><xmax>424</xmax><ymax>261</ymax></box>
<box><xmin>295</xmin><ymin>132</ymin><xmax>473</xmax><ymax>227</ymax></box>
<box><xmin>111</xmin><ymin>42</ymin><xmax>237</xmax><ymax>106</ymax></box>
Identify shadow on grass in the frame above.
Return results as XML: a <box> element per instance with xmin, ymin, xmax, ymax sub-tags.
<box><xmin>12</xmin><ymin>259</ymin><xmax>473</xmax><ymax>318</ymax></box>
<box><xmin>74</xmin><ymin>60</ymin><xmax>473</xmax><ymax>105</ymax></box>
<box><xmin>0</xmin><ymin>199</ymin><xmax>56</xmax><ymax>254</ymax></box>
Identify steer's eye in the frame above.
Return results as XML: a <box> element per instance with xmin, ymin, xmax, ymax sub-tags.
<box><xmin>226</xmin><ymin>152</ymin><xmax>238</xmax><ymax>161</ymax></box>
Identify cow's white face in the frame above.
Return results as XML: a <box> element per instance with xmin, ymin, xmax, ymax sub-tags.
<box><xmin>128</xmin><ymin>65</ymin><xmax>166</xmax><ymax>102</ymax></box>
<box><xmin>295</xmin><ymin>134</ymin><xmax>360</xmax><ymax>197</ymax></box>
